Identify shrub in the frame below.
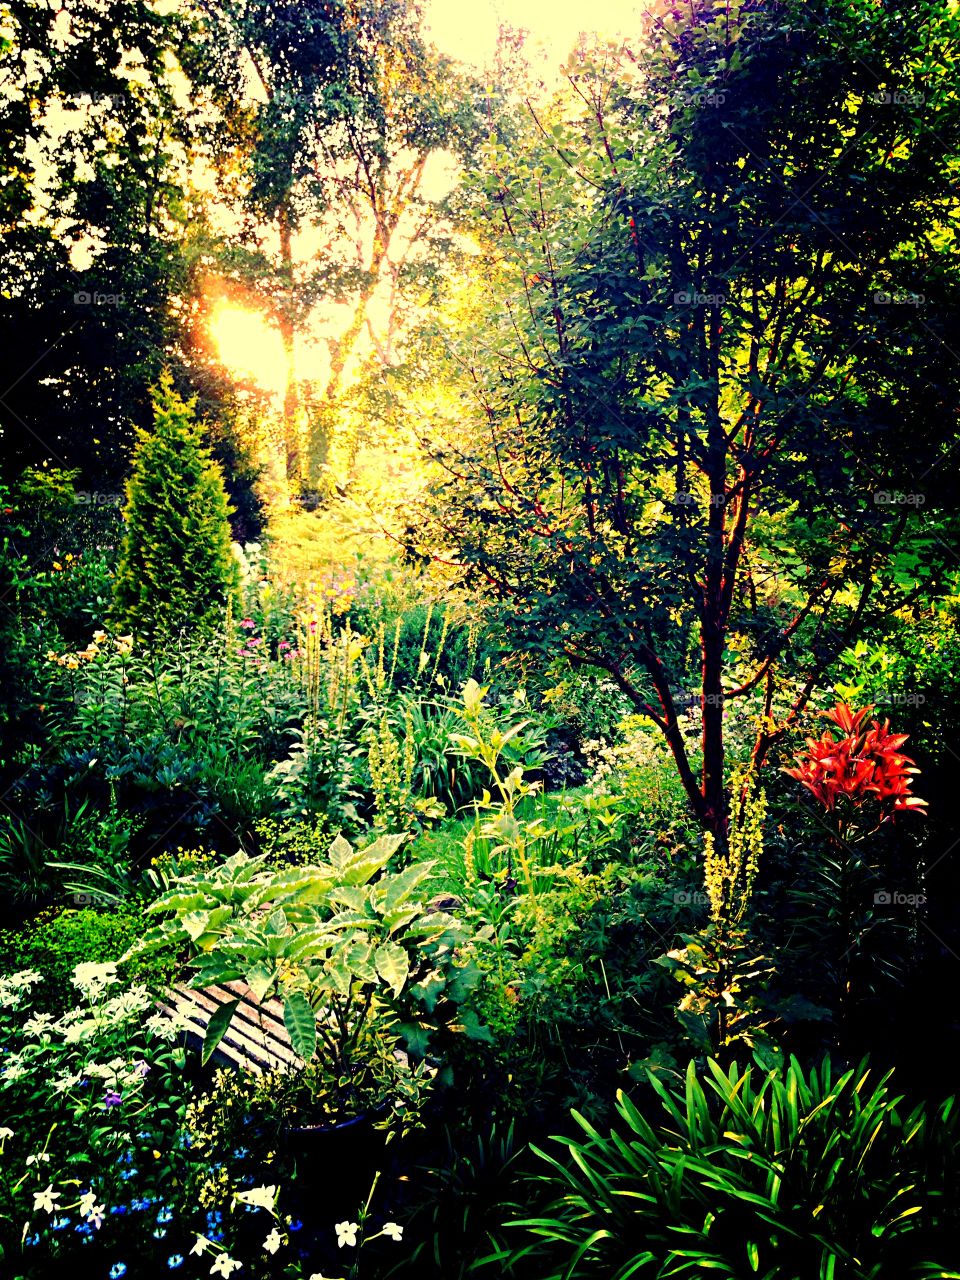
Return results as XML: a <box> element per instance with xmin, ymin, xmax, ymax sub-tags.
<box><xmin>113</xmin><ymin>373</ymin><xmax>241</xmax><ymax>639</ymax></box>
<box><xmin>0</xmin><ymin>904</ymin><xmax>181</xmax><ymax>1013</ymax></box>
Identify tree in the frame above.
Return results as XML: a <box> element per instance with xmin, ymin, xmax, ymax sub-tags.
<box><xmin>419</xmin><ymin>0</ymin><xmax>960</xmax><ymax>839</ymax></box>
<box><xmin>0</xmin><ymin>0</ymin><xmax>261</xmax><ymax>529</ymax></box>
<box><xmin>113</xmin><ymin>374</ymin><xmax>241</xmax><ymax>638</ymax></box>
<box><xmin>189</xmin><ymin>0</ymin><xmax>483</xmax><ymax>499</ymax></box>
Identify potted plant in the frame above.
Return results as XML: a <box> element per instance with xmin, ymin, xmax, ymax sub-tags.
<box><xmin>126</xmin><ymin>833</ymin><xmax>487</xmax><ymax>1140</ymax></box>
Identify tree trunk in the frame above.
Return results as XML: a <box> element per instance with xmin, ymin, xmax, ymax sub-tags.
<box><xmin>278</xmin><ymin>202</ymin><xmax>300</xmax><ymax>493</ymax></box>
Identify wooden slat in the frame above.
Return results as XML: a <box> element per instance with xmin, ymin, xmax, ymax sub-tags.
<box><xmin>159</xmin><ymin>981</ymin><xmax>301</xmax><ymax>1075</ymax></box>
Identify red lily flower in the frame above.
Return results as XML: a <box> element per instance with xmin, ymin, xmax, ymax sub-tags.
<box><xmin>785</xmin><ymin>702</ymin><xmax>927</xmax><ymax>821</ymax></box>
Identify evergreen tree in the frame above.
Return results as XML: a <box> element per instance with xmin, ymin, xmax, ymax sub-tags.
<box><xmin>113</xmin><ymin>374</ymin><xmax>241</xmax><ymax>638</ymax></box>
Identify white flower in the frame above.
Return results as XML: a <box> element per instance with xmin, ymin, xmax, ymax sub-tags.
<box><xmin>51</xmin><ymin>1071</ymin><xmax>84</xmax><ymax>1094</ymax></box>
<box><xmin>22</xmin><ymin>1013</ymin><xmax>54</xmax><ymax>1038</ymax></box>
<box><xmin>26</xmin><ymin>1153</ymin><xmax>51</xmax><ymax>1166</ymax></box>
<box><xmin>335</xmin><ymin>1221</ymin><xmax>359</xmax><ymax>1249</ymax></box>
<box><xmin>33</xmin><ymin>1185</ymin><xmax>59</xmax><ymax>1214</ymax></box>
<box><xmin>263</xmin><ymin>1228</ymin><xmax>283</xmax><ymax>1254</ymax></box>
<box><xmin>71</xmin><ymin>962</ymin><xmax>118</xmax><ymax>994</ymax></box>
<box><xmin>144</xmin><ymin>1013</ymin><xmax>174</xmax><ymax>1039</ymax></box>
<box><xmin>382</xmin><ymin>1222</ymin><xmax>404</xmax><ymax>1242</ymax></box>
<box><xmin>62</xmin><ymin>1018</ymin><xmax>98</xmax><ymax>1044</ymax></box>
<box><xmin>86</xmin><ymin>1203</ymin><xmax>106</xmax><ymax>1230</ymax></box>
<box><xmin>209</xmin><ymin>1256</ymin><xmax>242</xmax><ymax>1277</ymax></box>
<box><xmin>190</xmin><ymin>1235</ymin><xmax>211</xmax><ymax>1256</ymax></box>
<box><xmin>78</xmin><ymin>1190</ymin><xmax>98</xmax><ymax>1217</ymax></box>
<box><xmin>0</xmin><ymin>1126</ymin><xmax>12</xmax><ymax>1140</ymax></box>
<box><xmin>233</xmin><ymin>1185</ymin><xmax>277</xmax><ymax>1212</ymax></box>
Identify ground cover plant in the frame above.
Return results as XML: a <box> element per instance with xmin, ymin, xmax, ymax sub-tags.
<box><xmin>2</xmin><ymin>0</ymin><xmax>960</xmax><ymax>1276</ymax></box>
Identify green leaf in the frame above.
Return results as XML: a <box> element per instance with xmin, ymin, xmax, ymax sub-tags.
<box><xmin>328</xmin><ymin>834</ymin><xmax>355</xmax><ymax>867</ymax></box>
<box><xmin>283</xmin><ymin>992</ymin><xmax>317</xmax><ymax>1062</ymax></box>
<box><xmin>201</xmin><ymin>997</ymin><xmax>241</xmax><ymax>1066</ymax></box>
<box><xmin>245</xmin><ymin>964</ymin><xmax>275</xmax><ymax>1002</ymax></box>
<box><xmin>375</xmin><ymin>941</ymin><xmax>410</xmax><ymax>997</ymax></box>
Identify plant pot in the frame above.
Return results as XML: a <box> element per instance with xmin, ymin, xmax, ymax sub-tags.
<box><xmin>283</xmin><ymin>1107</ymin><xmax>389</xmax><ymax>1219</ymax></box>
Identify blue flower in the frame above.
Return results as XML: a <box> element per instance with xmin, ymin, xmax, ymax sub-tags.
<box><xmin>231</xmin><ymin>1147</ymin><xmax>250</xmax><ymax>1160</ymax></box>
<box><xmin>209</xmin><ymin>1230</ymin><xmax>224</xmax><ymax>1243</ymax></box>
<box><xmin>109</xmin><ymin>1264</ymin><xmax>127</xmax><ymax>1279</ymax></box>
<box><xmin>51</xmin><ymin>1216</ymin><xmax>71</xmax><ymax>1231</ymax></box>
<box><xmin>156</xmin><ymin>1206</ymin><xmax>174</xmax><ymax>1225</ymax></box>
<box><xmin>167</xmin><ymin>1257</ymin><xmax>184</xmax><ymax>1270</ymax></box>
<box><xmin>205</xmin><ymin>1210</ymin><xmax>223</xmax><ymax>1226</ymax></box>
<box><xmin>24</xmin><ymin>1234</ymin><xmax>40</xmax><ymax>1248</ymax></box>
<box><xmin>110</xmin><ymin>1205</ymin><xmax>128</xmax><ymax>1216</ymax></box>
<box><xmin>120</xmin><ymin>1168</ymin><xmax>138</xmax><ymax>1181</ymax></box>
<box><xmin>75</xmin><ymin>1223</ymin><xmax>94</xmax><ymax>1236</ymax></box>
<box><xmin>152</xmin><ymin>1227</ymin><xmax>167</xmax><ymax>1240</ymax></box>
<box><xmin>131</xmin><ymin>1198</ymin><xmax>150</xmax><ymax>1212</ymax></box>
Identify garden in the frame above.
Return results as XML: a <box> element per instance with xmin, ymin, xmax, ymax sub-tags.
<box><xmin>3</xmin><ymin>0</ymin><xmax>960</xmax><ymax>1277</ymax></box>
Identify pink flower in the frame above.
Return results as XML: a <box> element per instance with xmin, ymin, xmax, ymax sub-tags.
<box><xmin>240</xmin><ymin>619</ymin><xmax>256</xmax><ymax>630</ymax></box>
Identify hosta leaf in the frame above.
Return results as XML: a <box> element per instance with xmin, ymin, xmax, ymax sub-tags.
<box><xmin>283</xmin><ymin>992</ymin><xmax>317</xmax><ymax>1062</ymax></box>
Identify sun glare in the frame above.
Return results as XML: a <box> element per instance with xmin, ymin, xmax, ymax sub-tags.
<box><xmin>424</xmin><ymin>0</ymin><xmax>648</xmax><ymax>66</ymax></box>
<box><xmin>210</xmin><ymin>301</ymin><xmax>288</xmax><ymax>396</ymax></box>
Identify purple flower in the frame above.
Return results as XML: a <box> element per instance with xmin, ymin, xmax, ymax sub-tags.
<box><xmin>134</xmin><ymin>1059</ymin><xmax>150</xmax><ymax>1078</ymax></box>
<box><xmin>104</xmin><ymin>1089</ymin><xmax>122</xmax><ymax>1108</ymax></box>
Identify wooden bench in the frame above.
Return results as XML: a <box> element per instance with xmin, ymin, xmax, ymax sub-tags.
<box><xmin>159</xmin><ymin>980</ymin><xmax>300</xmax><ymax>1075</ymax></box>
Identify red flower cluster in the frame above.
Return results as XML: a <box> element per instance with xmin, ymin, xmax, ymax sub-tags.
<box><xmin>785</xmin><ymin>702</ymin><xmax>927</xmax><ymax>820</ymax></box>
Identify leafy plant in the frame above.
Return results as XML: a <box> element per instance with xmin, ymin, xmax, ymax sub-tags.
<box><xmin>508</xmin><ymin>1056</ymin><xmax>960</xmax><ymax>1279</ymax></box>
<box><xmin>128</xmin><ymin>833</ymin><xmax>488</xmax><ymax>1124</ymax></box>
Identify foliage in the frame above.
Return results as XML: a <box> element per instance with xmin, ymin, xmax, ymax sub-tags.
<box><xmin>113</xmin><ymin>375</ymin><xmax>242</xmax><ymax>640</ymax></box>
<box><xmin>507</xmin><ymin>1056</ymin><xmax>960</xmax><ymax>1280</ymax></box>
<box><xmin>0</xmin><ymin>906</ymin><xmax>182</xmax><ymax>1015</ymax></box>
<box><xmin>128</xmin><ymin>833</ymin><xmax>488</xmax><ymax>1124</ymax></box>
<box><xmin>420</xmin><ymin>0</ymin><xmax>960</xmax><ymax>837</ymax></box>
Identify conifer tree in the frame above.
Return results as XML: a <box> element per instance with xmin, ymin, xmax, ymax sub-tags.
<box><xmin>113</xmin><ymin>373</ymin><xmax>241</xmax><ymax>638</ymax></box>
